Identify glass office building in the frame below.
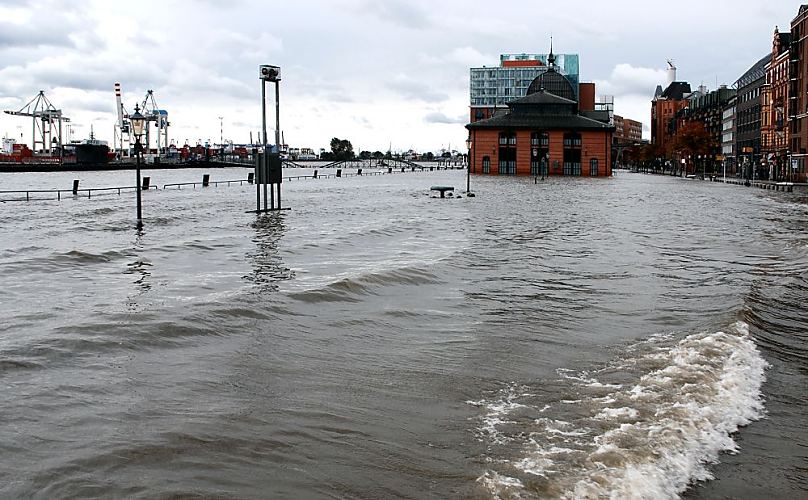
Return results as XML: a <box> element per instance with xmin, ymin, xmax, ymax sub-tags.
<box><xmin>469</xmin><ymin>53</ymin><xmax>580</xmax><ymax>107</ymax></box>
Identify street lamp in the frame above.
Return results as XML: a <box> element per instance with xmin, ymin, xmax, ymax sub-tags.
<box><xmin>130</xmin><ymin>104</ymin><xmax>146</xmax><ymax>229</ymax></box>
<box><xmin>465</xmin><ymin>136</ymin><xmax>474</xmax><ymax>196</ymax></box>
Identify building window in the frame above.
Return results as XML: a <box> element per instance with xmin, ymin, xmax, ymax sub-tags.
<box><xmin>482</xmin><ymin>155</ymin><xmax>490</xmax><ymax>174</ymax></box>
<box><xmin>531</xmin><ymin>157</ymin><xmax>548</xmax><ymax>176</ymax></box>
<box><xmin>590</xmin><ymin>158</ymin><xmax>598</xmax><ymax>176</ymax></box>
<box><xmin>498</xmin><ymin>160</ymin><xmax>516</xmax><ymax>175</ymax></box>
<box><xmin>563</xmin><ymin>132</ymin><xmax>582</xmax><ymax>147</ymax></box>
<box><xmin>498</xmin><ymin>147</ymin><xmax>516</xmax><ymax>174</ymax></box>
<box><xmin>563</xmin><ymin>162</ymin><xmax>582</xmax><ymax>175</ymax></box>
<box><xmin>530</xmin><ymin>131</ymin><xmax>549</xmax><ymax>147</ymax></box>
<box><xmin>499</xmin><ymin>131</ymin><xmax>516</xmax><ymax>146</ymax></box>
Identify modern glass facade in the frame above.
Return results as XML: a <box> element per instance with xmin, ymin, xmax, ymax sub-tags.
<box><xmin>469</xmin><ymin>54</ymin><xmax>580</xmax><ymax>107</ymax></box>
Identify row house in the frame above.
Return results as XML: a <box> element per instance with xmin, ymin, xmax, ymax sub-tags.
<box><xmin>734</xmin><ymin>54</ymin><xmax>770</xmax><ymax>179</ymax></box>
<box><xmin>789</xmin><ymin>6</ymin><xmax>808</xmax><ymax>180</ymax></box>
<box><xmin>761</xmin><ymin>27</ymin><xmax>792</xmax><ymax>180</ymax></box>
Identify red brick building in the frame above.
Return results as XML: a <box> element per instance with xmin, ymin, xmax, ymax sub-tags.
<box><xmin>762</xmin><ymin>27</ymin><xmax>792</xmax><ymax>180</ymax></box>
<box><xmin>466</xmin><ymin>56</ymin><xmax>613</xmax><ymax>177</ymax></box>
<box><xmin>614</xmin><ymin>115</ymin><xmax>643</xmax><ymax>144</ymax></box>
<box><xmin>790</xmin><ymin>6</ymin><xmax>808</xmax><ymax>181</ymax></box>
<box><xmin>651</xmin><ymin>82</ymin><xmax>691</xmax><ymax>154</ymax></box>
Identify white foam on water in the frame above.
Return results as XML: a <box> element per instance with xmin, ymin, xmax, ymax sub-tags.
<box><xmin>476</xmin><ymin>321</ymin><xmax>769</xmax><ymax>499</ymax></box>
<box><xmin>467</xmin><ymin>383</ymin><xmax>532</xmax><ymax>444</ymax></box>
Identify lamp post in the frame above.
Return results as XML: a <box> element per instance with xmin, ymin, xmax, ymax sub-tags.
<box><xmin>465</xmin><ymin>136</ymin><xmax>472</xmax><ymax>194</ymax></box>
<box><xmin>130</xmin><ymin>104</ymin><xmax>146</xmax><ymax>229</ymax></box>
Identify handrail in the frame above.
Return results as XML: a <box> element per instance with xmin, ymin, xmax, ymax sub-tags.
<box><xmin>1</xmin><ymin>166</ymin><xmax>455</xmax><ymax>202</ymax></box>
<box><xmin>0</xmin><ymin>185</ymin><xmax>158</xmax><ymax>201</ymax></box>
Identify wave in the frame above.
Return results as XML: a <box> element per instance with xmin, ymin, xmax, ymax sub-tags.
<box><xmin>472</xmin><ymin>321</ymin><xmax>768</xmax><ymax>499</ymax></box>
<box><xmin>287</xmin><ymin>266</ymin><xmax>442</xmax><ymax>303</ymax></box>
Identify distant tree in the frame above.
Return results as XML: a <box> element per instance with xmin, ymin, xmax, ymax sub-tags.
<box><xmin>320</xmin><ymin>151</ymin><xmax>334</xmax><ymax>161</ymax></box>
<box><xmin>425</xmin><ymin>151</ymin><xmax>434</xmax><ymax>161</ymax></box>
<box><xmin>671</xmin><ymin>121</ymin><xmax>715</xmax><ymax>176</ymax></box>
<box><xmin>330</xmin><ymin>137</ymin><xmax>354</xmax><ymax>160</ymax></box>
<box><xmin>372</xmin><ymin>151</ymin><xmax>384</xmax><ymax>159</ymax></box>
<box><xmin>384</xmin><ymin>150</ymin><xmax>392</xmax><ymax>159</ymax></box>
<box><xmin>359</xmin><ymin>150</ymin><xmax>371</xmax><ymax>160</ymax></box>
<box><xmin>441</xmin><ymin>151</ymin><xmax>451</xmax><ymax>158</ymax></box>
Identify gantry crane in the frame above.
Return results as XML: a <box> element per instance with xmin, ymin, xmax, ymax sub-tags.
<box><xmin>141</xmin><ymin>89</ymin><xmax>169</xmax><ymax>156</ymax></box>
<box><xmin>4</xmin><ymin>90</ymin><xmax>70</xmax><ymax>157</ymax></box>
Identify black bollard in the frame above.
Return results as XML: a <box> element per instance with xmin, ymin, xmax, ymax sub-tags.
<box><xmin>430</xmin><ymin>166</ymin><xmax>434</xmax><ymax>171</ymax></box>
<box><xmin>358</xmin><ymin>168</ymin><xmax>363</xmax><ymax>175</ymax></box>
<box><xmin>142</xmin><ymin>176</ymin><xmax>151</xmax><ymax>190</ymax></box>
<box><xmin>388</xmin><ymin>167</ymin><xmax>393</xmax><ymax>174</ymax></box>
<box><xmin>313</xmin><ymin>169</ymin><xmax>318</xmax><ymax>179</ymax></box>
<box><xmin>411</xmin><ymin>166</ymin><xmax>415</xmax><ymax>172</ymax></box>
<box><xmin>247</xmin><ymin>172</ymin><xmax>255</xmax><ymax>184</ymax></box>
<box><xmin>72</xmin><ymin>179</ymin><xmax>79</xmax><ymax>195</ymax></box>
<box><xmin>202</xmin><ymin>174</ymin><xmax>210</xmax><ymax>187</ymax></box>
<box><xmin>401</xmin><ymin>167</ymin><xmax>405</xmax><ymax>173</ymax></box>
<box><xmin>336</xmin><ymin>169</ymin><xmax>342</xmax><ymax>178</ymax></box>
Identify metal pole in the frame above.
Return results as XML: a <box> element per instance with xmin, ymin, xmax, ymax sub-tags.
<box><xmin>260</xmin><ymin>80</ymin><xmax>267</xmax><ymax>212</ymax></box>
<box><xmin>466</xmin><ymin>146</ymin><xmax>471</xmax><ymax>193</ymax></box>
<box><xmin>275</xmin><ymin>81</ymin><xmax>280</xmax><ymax>153</ymax></box>
<box><xmin>275</xmin><ymin>80</ymin><xmax>281</xmax><ymax>210</ymax></box>
<box><xmin>136</xmin><ymin>137</ymin><xmax>143</xmax><ymax>229</ymax></box>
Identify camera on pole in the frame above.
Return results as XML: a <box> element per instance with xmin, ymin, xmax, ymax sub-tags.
<box><xmin>259</xmin><ymin>65</ymin><xmax>281</xmax><ymax>82</ymax></box>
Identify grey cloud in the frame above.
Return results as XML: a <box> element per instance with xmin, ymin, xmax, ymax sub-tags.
<box><xmin>358</xmin><ymin>0</ymin><xmax>430</xmax><ymax>29</ymax></box>
<box><xmin>386</xmin><ymin>78</ymin><xmax>448</xmax><ymax>103</ymax></box>
<box><xmin>0</xmin><ymin>21</ymin><xmax>75</xmax><ymax>48</ymax></box>
<box><xmin>424</xmin><ymin>112</ymin><xmax>464</xmax><ymax>124</ymax></box>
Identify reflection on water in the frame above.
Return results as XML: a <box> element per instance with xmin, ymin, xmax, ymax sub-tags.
<box><xmin>245</xmin><ymin>213</ymin><xmax>294</xmax><ymax>293</ymax></box>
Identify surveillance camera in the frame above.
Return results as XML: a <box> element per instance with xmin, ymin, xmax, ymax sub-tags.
<box><xmin>259</xmin><ymin>65</ymin><xmax>281</xmax><ymax>81</ymax></box>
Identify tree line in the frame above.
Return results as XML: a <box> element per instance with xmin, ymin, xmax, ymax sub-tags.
<box><xmin>319</xmin><ymin>137</ymin><xmax>450</xmax><ymax>161</ymax></box>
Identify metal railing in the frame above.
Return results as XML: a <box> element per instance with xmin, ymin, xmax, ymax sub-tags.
<box><xmin>0</xmin><ymin>185</ymin><xmax>158</xmax><ymax>201</ymax></box>
<box><xmin>163</xmin><ymin>178</ymin><xmax>253</xmax><ymax>189</ymax></box>
<box><xmin>0</xmin><ymin>165</ymin><xmax>460</xmax><ymax>202</ymax></box>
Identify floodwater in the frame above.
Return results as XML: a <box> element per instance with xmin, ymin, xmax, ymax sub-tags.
<box><xmin>0</xmin><ymin>167</ymin><xmax>805</xmax><ymax>499</ymax></box>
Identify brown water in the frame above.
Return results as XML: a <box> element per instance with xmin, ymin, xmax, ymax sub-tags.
<box><xmin>0</xmin><ymin>168</ymin><xmax>805</xmax><ymax>498</ymax></box>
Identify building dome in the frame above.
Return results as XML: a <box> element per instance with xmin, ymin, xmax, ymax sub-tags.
<box><xmin>526</xmin><ymin>68</ymin><xmax>576</xmax><ymax>101</ymax></box>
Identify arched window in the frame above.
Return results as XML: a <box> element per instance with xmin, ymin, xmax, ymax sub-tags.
<box><xmin>590</xmin><ymin>158</ymin><xmax>599</xmax><ymax>176</ymax></box>
<box><xmin>482</xmin><ymin>155</ymin><xmax>490</xmax><ymax>174</ymax></box>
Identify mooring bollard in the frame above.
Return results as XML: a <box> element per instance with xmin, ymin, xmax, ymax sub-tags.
<box><xmin>142</xmin><ymin>177</ymin><xmax>151</xmax><ymax>190</ymax></box>
<box><xmin>357</xmin><ymin>168</ymin><xmax>363</xmax><ymax>175</ymax></box>
<box><xmin>247</xmin><ymin>172</ymin><xmax>255</xmax><ymax>184</ymax></box>
<box><xmin>430</xmin><ymin>166</ymin><xmax>434</xmax><ymax>171</ymax></box>
<box><xmin>411</xmin><ymin>166</ymin><xmax>415</xmax><ymax>172</ymax></box>
<box><xmin>336</xmin><ymin>168</ymin><xmax>342</xmax><ymax>178</ymax></box>
<box><xmin>72</xmin><ymin>179</ymin><xmax>79</xmax><ymax>195</ymax></box>
<box><xmin>202</xmin><ymin>174</ymin><xmax>210</xmax><ymax>187</ymax></box>
<box><xmin>388</xmin><ymin>167</ymin><xmax>393</xmax><ymax>174</ymax></box>
<box><xmin>313</xmin><ymin>169</ymin><xmax>318</xmax><ymax>179</ymax></box>
<box><xmin>401</xmin><ymin>167</ymin><xmax>405</xmax><ymax>173</ymax></box>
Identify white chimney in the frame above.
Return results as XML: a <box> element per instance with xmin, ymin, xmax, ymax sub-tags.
<box><xmin>666</xmin><ymin>60</ymin><xmax>676</xmax><ymax>87</ymax></box>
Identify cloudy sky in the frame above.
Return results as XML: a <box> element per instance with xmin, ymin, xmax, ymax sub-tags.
<box><xmin>0</xmin><ymin>0</ymin><xmax>800</xmax><ymax>153</ymax></box>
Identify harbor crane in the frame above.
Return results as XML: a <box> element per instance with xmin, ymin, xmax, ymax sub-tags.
<box><xmin>4</xmin><ymin>90</ymin><xmax>70</xmax><ymax>157</ymax></box>
<box><xmin>141</xmin><ymin>89</ymin><xmax>169</xmax><ymax>156</ymax></box>
<box><xmin>113</xmin><ymin>84</ymin><xmax>170</xmax><ymax>159</ymax></box>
